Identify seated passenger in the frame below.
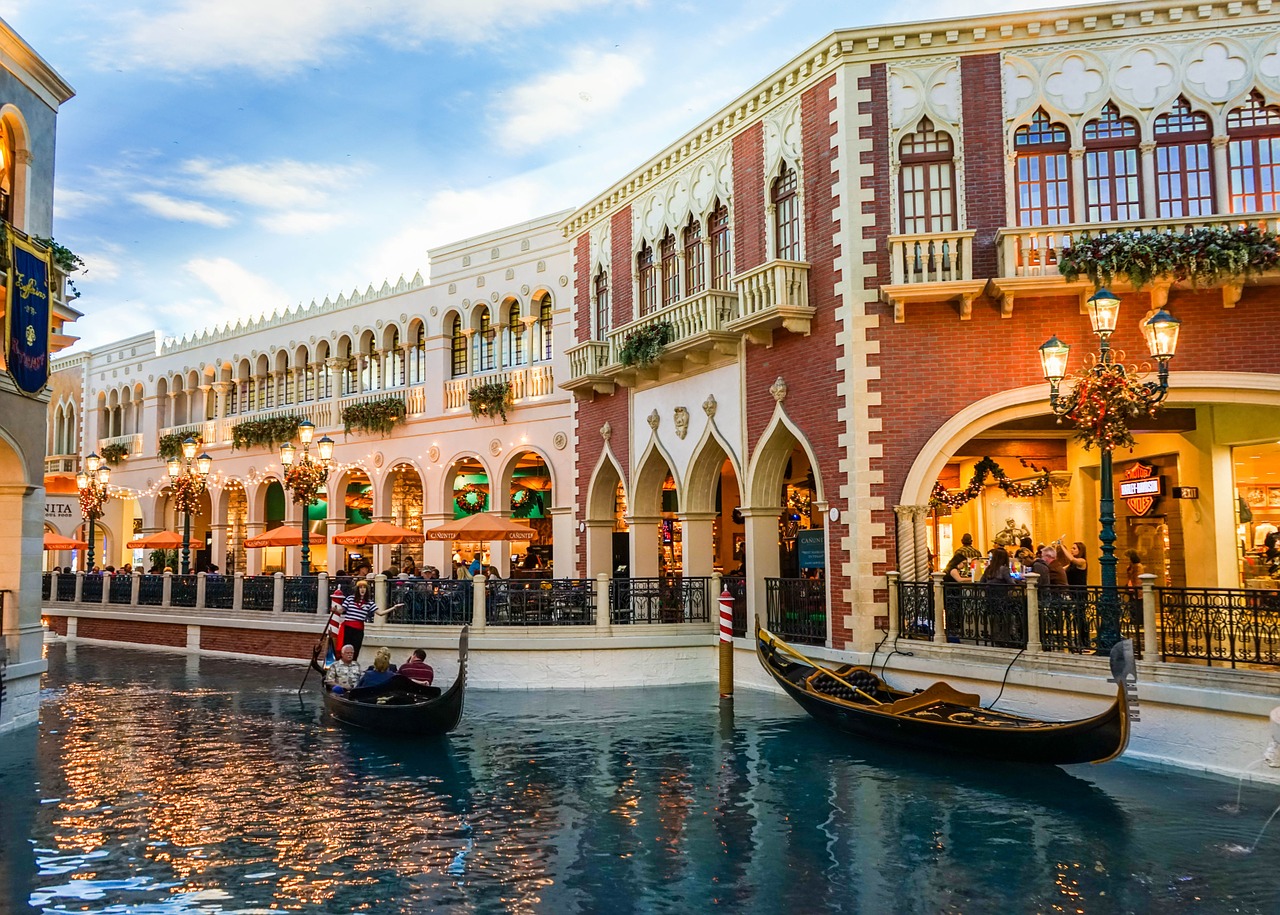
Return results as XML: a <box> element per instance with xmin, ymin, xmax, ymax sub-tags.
<box><xmin>356</xmin><ymin>646</ymin><xmax>398</xmax><ymax>689</ymax></box>
<box><xmin>325</xmin><ymin>644</ymin><xmax>362</xmax><ymax>691</ymax></box>
<box><xmin>398</xmin><ymin>648</ymin><xmax>434</xmax><ymax>685</ymax></box>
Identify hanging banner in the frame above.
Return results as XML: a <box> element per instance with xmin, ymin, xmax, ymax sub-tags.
<box><xmin>5</xmin><ymin>234</ymin><xmax>52</xmax><ymax>394</ymax></box>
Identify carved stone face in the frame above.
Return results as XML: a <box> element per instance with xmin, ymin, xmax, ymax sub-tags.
<box><xmin>673</xmin><ymin>407</ymin><xmax>690</xmax><ymax>440</ymax></box>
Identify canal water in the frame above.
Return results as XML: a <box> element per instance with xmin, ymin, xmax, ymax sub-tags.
<box><xmin>2</xmin><ymin>644</ymin><xmax>1278</xmax><ymax>914</ymax></box>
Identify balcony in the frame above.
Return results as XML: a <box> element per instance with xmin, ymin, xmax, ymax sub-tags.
<box><xmin>879</xmin><ymin>230</ymin><xmax>984</xmax><ymax>322</ymax></box>
<box><xmin>45</xmin><ymin>454</ymin><xmax>79</xmax><ymax>474</ymax></box>
<box><xmin>727</xmin><ymin>259</ymin><xmax>813</xmax><ymax>345</ymax></box>
<box><xmin>442</xmin><ymin>364</ymin><xmax>555</xmax><ymax>412</ymax></box>
<box><xmin>563</xmin><ymin>290</ymin><xmax>739</xmax><ymax>397</ymax></box>
<box><xmin>96</xmin><ymin>432</ymin><xmax>144</xmax><ymax>458</ymax></box>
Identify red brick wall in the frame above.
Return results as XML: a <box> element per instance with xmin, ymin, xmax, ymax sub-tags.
<box><xmin>862</xmin><ymin>64</ymin><xmax>890</xmax><ymax>288</ymax></box>
<box><xmin>574</xmin><ymin>391</ymin><xmax>631</xmax><ymax>570</ymax></box>
<box><xmin>960</xmin><ymin>54</ymin><xmax>1006</xmax><ymax>279</ymax></box>
<box><xmin>201</xmin><ymin>626</ymin><xmax>317</xmax><ymax>659</ymax></box>
<box><xmin>743</xmin><ymin>75</ymin><xmax>851</xmax><ymax>646</ymax></box>
<box><xmin>733</xmin><ymin>123</ymin><xmax>766</xmax><ymax>273</ymax></box>
<box><xmin>574</xmin><ymin>232</ymin><xmax>591</xmax><ymax>343</ymax></box>
<box><xmin>77</xmin><ymin>617</ymin><xmax>187</xmax><ymax>647</ymax></box>
<box><xmin>45</xmin><ymin>615</ymin><xmax>68</xmax><ymax>635</ymax></box>
<box><xmin>611</xmin><ymin>208</ymin><xmax>634</xmax><ymax>327</ymax></box>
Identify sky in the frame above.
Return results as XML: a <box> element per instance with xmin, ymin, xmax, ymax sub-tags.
<box><xmin>5</xmin><ymin>0</ymin><xmax>1111</xmax><ymax>352</ymax></box>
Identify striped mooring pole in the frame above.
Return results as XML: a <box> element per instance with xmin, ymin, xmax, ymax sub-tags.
<box><xmin>718</xmin><ymin>588</ymin><xmax>734</xmax><ymax>699</ymax></box>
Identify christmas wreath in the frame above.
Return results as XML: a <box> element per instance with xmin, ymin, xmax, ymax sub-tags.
<box><xmin>1055</xmin><ymin>355</ymin><xmax>1159</xmax><ymax>453</ymax></box>
<box><xmin>455</xmin><ymin>483</ymin><xmax>488</xmax><ymax>514</ymax></box>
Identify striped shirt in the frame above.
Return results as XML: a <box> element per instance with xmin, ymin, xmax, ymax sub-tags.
<box><xmin>341</xmin><ymin>593</ymin><xmax>377</xmax><ymax>625</ymax></box>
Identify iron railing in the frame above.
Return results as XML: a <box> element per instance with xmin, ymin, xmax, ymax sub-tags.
<box><xmin>241</xmin><ymin>576</ymin><xmax>275</xmax><ymax>611</ymax></box>
<box><xmin>204</xmin><ymin>575</ymin><xmax>234</xmax><ymax>609</ymax></box>
<box><xmin>492</xmin><ymin>579</ymin><xmax>595</xmax><ymax>626</ymax></box>
<box><xmin>170</xmin><ymin>575</ymin><xmax>198</xmax><ymax>608</ymax></box>
<box><xmin>611</xmin><ymin>577</ymin><xmax>711</xmax><ymax>624</ymax></box>
<box><xmin>137</xmin><ymin>575</ymin><xmax>164</xmax><ymax>606</ymax></box>
<box><xmin>766</xmin><ymin>577</ymin><xmax>827</xmax><ymax>646</ymax></box>
<box><xmin>943</xmin><ymin>582</ymin><xmax>1027</xmax><ymax>648</ymax></box>
<box><xmin>387</xmin><ymin>580</ymin><xmax>471</xmax><ymax>625</ymax></box>
<box><xmin>108</xmin><ymin>575</ymin><xmax>133</xmax><ymax>604</ymax></box>
<box><xmin>1038</xmin><ymin>586</ymin><xmax>1144</xmax><ymax>657</ymax></box>
<box><xmin>56</xmin><ymin>575</ymin><xmax>76</xmax><ymax>602</ymax></box>
<box><xmin>282</xmin><ymin>577</ymin><xmax>318</xmax><ymax>614</ymax></box>
<box><xmin>41</xmin><ymin>573</ymin><xmax>52</xmax><ymax>601</ymax></box>
<box><xmin>80</xmin><ymin>575</ymin><xmax>103</xmax><ymax>603</ymax></box>
<box><xmin>722</xmin><ymin>575</ymin><xmax>747</xmax><ymax>637</ymax></box>
<box><xmin>896</xmin><ymin>579</ymin><xmax>936</xmax><ymax>641</ymax></box>
<box><xmin>1158</xmin><ymin>588</ymin><xmax>1280</xmax><ymax>668</ymax></box>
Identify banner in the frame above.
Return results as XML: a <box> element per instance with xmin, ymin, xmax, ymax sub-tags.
<box><xmin>5</xmin><ymin>234</ymin><xmax>52</xmax><ymax>394</ymax></box>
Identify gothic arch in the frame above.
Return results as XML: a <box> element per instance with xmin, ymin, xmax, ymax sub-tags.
<box><xmin>745</xmin><ymin>407</ymin><xmax>824</xmax><ymax>509</ymax></box>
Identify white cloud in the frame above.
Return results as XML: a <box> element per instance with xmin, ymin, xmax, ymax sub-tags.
<box><xmin>496</xmin><ymin>48</ymin><xmax>646</xmax><ymax>149</ymax></box>
<box><xmin>78</xmin><ymin>249</ymin><xmax>122</xmax><ymax>284</ymax></box>
<box><xmin>257</xmin><ymin>210</ymin><xmax>344</xmax><ymax>235</ymax></box>
<box><xmin>52</xmin><ymin>188</ymin><xmax>107</xmax><ymax>221</ymax></box>
<box><xmin>182</xmin><ymin>158</ymin><xmax>360</xmax><ymax>211</ymax></box>
<box><xmin>97</xmin><ymin>0</ymin><xmax>620</xmax><ymax>75</ymax></box>
<box><xmin>131</xmin><ymin>191</ymin><xmax>233</xmax><ymax>227</ymax></box>
<box><xmin>183</xmin><ymin>256</ymin><xmax>291</xmax><ymax>321</ymax></box>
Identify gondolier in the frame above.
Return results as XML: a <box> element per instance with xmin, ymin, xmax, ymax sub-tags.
<box><xmin>334</xmin><ymin>580</ymin><xmax>399</xmax><ymax>661</ymax></box>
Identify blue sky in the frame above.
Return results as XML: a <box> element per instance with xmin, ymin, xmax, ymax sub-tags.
<box><xmin>6</xmin><ymin>0</ymin><xmax>1108</xmax><ymax>352</ymax></box>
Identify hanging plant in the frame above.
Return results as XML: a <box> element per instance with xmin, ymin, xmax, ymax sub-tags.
<box><xmin>231</xmin><ymin>415</ymin><xmax>302</xmax><ymax>450</ymax></box>
<box><xmin>455</xmin><ymin>483</ymin><xmax>488</xmax><ymax>514</ymax></box>
<box><xmin>1053</xmin><ymin>355</ymin><xmax>1160</xmax><ymax>453</ymax></box>
<box><xmin>158</xmin><ymin>432</ymin><xmax>202</xmax><ymax>462</ymax></box>
<box><xmin>34</xmin><ymin>235</ymin><xmax>86</xmax><ymax>299</ymax></box>
<box><xmin>284</xmin><ymin>459</ymin><xmax>330</xmax><ymax>505</ymax></box>
<box><xmin>170</xmin><ymin>472</ymin><xmax>207</xmax><ymax>514</ymax></box>
<box><xmin>342</xmin><ymin>397</ymin><xmax>406</xmax><ymax>437</ymax></box>
<box><xmin>618</xmin><ymin>321</ymin><xmax>675</xmax><ymax>367</ymax></box>
<box><xmin>1058</xmin><ymin>225</ymin><xmax>1280</xmax><ymax>289</ymax></box>
<box><xmin>99</xmin><ymin>442</ymin><xmax>129</xmax><ymax>466</ymax></box>
<box><xmin>929</xmin><ymin>456</ymin><xmax>1052</xmax><ymax>509</ymax></box>
<box><xmin>468</xmin><ymin>381</ymin><xmax>513</xmax><ymax>423</ymax></box>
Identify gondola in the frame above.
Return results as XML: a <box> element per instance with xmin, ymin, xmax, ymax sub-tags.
<box><xmin>319</xmin><ymin>627</ymin><xmax>468</xmax><ymax>737</ymax></box>
<box><xmin>757</xmin><ymin>627</ymin><xmax>1135</xmax><ymax>765</ymax></box>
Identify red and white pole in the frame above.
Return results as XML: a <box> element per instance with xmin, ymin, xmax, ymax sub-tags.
<box><xmin>718</xmin><ymin>587</ymin><xmax>734</xmax><ymax>699</ymax></box>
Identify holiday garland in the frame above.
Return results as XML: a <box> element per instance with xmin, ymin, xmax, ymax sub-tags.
<box><xmin>100</xmin><ymin>442</ymin><xmax>129</xmax><ymax>466</ymax></box>
<box><xmin>455</xmin><ymin>483</ymin><xmax>488</xmax><ymax>514</ymax></box>
<box><xmin>231</xmin><ymin>415</ymin><xmax>302</xmax><ymax>451</ymax></box>
<box><xmin>1058</xmin><ymin>225</ymin><xmax>1280</xmax><ymax>289</ymax></box>
<box><xmin>929</xmin><ymin>456</ymin><xmax>1051</xmax><ymax>509</ymax></box>
<box><xmin>284</xmin><ymin>459</ymin><xmax>330</xmax><ymax>505</ymax></box>
<box><xmin>79</xmin><ymin>485</ymin><xmax>108</xmax><ymax>521</ymax></box>
<box><xmin>341</xmin><ymin>397</ymin><xmax>406</xmax><ymax>437</ymax></box>
<box><xmin>1054</xmin><ymin>354</ymin><xmax>1159</xmax><ymax>453</ymax></box>
<box><xmin>468</xmin><ymin>381</ymin><xmax>513</xmax><ymax>423</ymax></box>
<box><xmin>170</xmin><ymin>472</ymin><xmax>207</xmax><ymax>514</ymax></box>
<box><xmin>158</xmin><ymin>432</ymin><xmax>203</xmax><ymax>462</ymax></box>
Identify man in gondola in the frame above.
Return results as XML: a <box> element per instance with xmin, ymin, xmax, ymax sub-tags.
<box><xmin>399</xmin><ymin>648</ymin><xmax>434</xmax><ymax>685</ymax></box>
<box><xmin>325</xmin><ymin>644</ymin><xmax>362</xmax><ymax>691</ymax></box>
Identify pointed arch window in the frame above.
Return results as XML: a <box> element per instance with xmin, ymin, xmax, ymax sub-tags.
<box><xmin>637</xmin><ymin>242</ymin><xmax>658</xmax><ymax>315</ymax></box>
<box><xmin>1228</xmin><ymin>91</ymin><xmax>1280</xmax><ymax>214</ymax></box>
<box><xmin>898</xmin><ymin>117</ymin><xmax>956</xmax><ymax>234</ymax></box>
<box><xmin>1015</xmin><ymin>109</ymin><xmax>1072</xmax><ymax>226</ymax></box>
<box><xmin>660</xmin><ymin>230</ymin><xmax>679</xmax><ymax>307</ymax></box>
<box><xmin>772</xmin><ymin>162</ymin><xmax>801</xmax><ymax>260</ymax></box>
<box><xmin>1083</xmin><ymin>103</ymin><xmax>1141</xmax><ymax>222</ymax></box>
<box><xmin>1154</xmin><ymin>97</ymin><xmax>1214</xmax><ymax>218</ymax></box>
<box><xmin>538</xmin><ymin>295</ymin><xmax>553</xmax><ymax>361</ymax></box>
<box><xmin>450</xmin><ymin>316</ymin><xmax>467</xmax><ymax>378</ymax></box>
<box><xmin>709</xmin><ymin>201</ymin><xmax>733</xmax><ymax>289</ymax></box>
<box><xmin>683</xmin><ymin>216</ymin><xmax>705</xmax><ymax>296</ymax></box>
<box><xmin>593</xmin><ymin>269</ymin><xmax>610</xmax><ymax>341</ymax></box>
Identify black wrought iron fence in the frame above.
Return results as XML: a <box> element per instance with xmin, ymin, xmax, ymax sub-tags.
<box><xmin>943</xmin><ymin>582</ymin><xmax>1026</xmax><ymax>648</ymax></box>
<box><xmin>1158</xmin><ymin>588</ymin><xmax>1280</xmax><ymax>668</ymax></box>
<box><xmin>765</xmin><ymin>577</ymin><xmax>827</xmax><ymax>646</ymax></box>
<box><xmin>493</xmin><ymin>579</ymin><xmax>595</xmax><ymax>626</ymax></box>
<box><xmin>611</xmin><ymin>577</ymin><xmax>711</xmax><ymax>624</ymax></box>
<box><xmin>387</xmin><ymin>580</ymin><xmax>471</xmax><ymax>624</ymax></box>
<box><xmin>80</xmin><ymin>575</ymin><xmax>103</xmax><ymax>603</ymax></box>
<box><xmin>241</xmin><ymin>576</ymin><xmax>275</xmax><ymax>611</ymax></box>
<box><xmin>108</xmin><ymin>575</ymin><xmax>133</xmax><ymax>604</ymax></box>
<box><xmin>170</xmin><ymin>575</ymin><xmax>198</xmax><ymax>608</ymax></box>
<box><xmin>56</xmin><ymin>575</ymin><xmax>76</xmax><ymax>602</ymax></box>
<box><xmin>282</xmin><ymin>577</ymin><xmax>318</xmax><ymax>614</ymax></box>
<box><xmin>41</xmin><ymin>573</ymin><xmax>51</xmax><ymax>601</ymax></box>
<box><xmin>896</xmin><ymin>579</ymin><xmax>936</xmax><ymax>641</ymax></box>
<box><xmin>204</xmin><ymin>575</ymin><xmax>233</xmax><ymax>610</ymax></box>
<box><xmin>1037</xmin><ymin>587</ymin><xmax>1144</xmax><ymax>657</ymax></box>
<box><xmin>722</xmin><ymin>575</ymin><xmax>747</xmax><ymax>637</ymax></box>
<box><xmin>137</xmin><ymin>575</ymin><xmax>164</xmax><ymax>606</ymax></box>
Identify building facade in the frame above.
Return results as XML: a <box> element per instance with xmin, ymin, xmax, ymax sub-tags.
<box><xmin>0</xmin><ymin>20</ymin><xmax>76</xmax><ymax>735</ymax></box>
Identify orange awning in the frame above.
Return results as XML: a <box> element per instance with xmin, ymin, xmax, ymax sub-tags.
<box><xmin>125</xmin><ymin>531</ymin><xmax>185</xmax><ymax>549</ymax></box>
<box><xmin>244</xmin><ymin>527</ymin><xmax>326</xmax><ymax>548</ymax></box>
<box><xmin>44</xmin><ymin>531</ymin><xmax>88</xmax><ymax>550</ymax></box>
<box><xmin>425</xmin><ymin>512</ymin><xmax>536</xmax><ymax>542</ymax></box>
<box><xmin>331</xmin><ymin>521</ymin><xmax>425</xmax><ymax>546</ymax></box>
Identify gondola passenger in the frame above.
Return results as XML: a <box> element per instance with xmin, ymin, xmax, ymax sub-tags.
<box><xmin>325</xmin><ymin>644</ymin><xmax>362</xmax><ymax>691</ymax></box>
<box><xmin>398</xmin><ymin>648</ymin><xmax>435</xmax><ymax>685</ymax></box>
<box><xmin>356</xmin><ymin>647</ymin><xmax>398</xmax><ymax>689</ymax></box>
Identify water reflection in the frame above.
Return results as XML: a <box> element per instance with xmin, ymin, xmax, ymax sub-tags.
<box><xmin>0</xmin><ymin>644</ymin><xmax>1277</xmax><ymax>913</ymax></box>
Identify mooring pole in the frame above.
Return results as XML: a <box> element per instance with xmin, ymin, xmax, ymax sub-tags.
<box><xmin>718</xmin><ymin>588</ymin><xmax>734</xmax><ymax>700</ymax></box>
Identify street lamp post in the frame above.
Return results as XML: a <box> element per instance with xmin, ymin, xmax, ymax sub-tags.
<box><xmin>279</xmin><ymin>420</ymin><xmax>334</xmax><ymax>576</ymax></box>
<box><xmin>75</xmin><ymin>453</ymin><xmax>111</xmax><ymax>571</ymax></box>
<box><xmin>167</xmin><ymin>436</ymin><xmax>213</xmax><ymax>575</ymax></box>
<box><xmin>1038</xmin><ymin>288</ymin><xmax>1182</xmax><ymax>651</ymax></box>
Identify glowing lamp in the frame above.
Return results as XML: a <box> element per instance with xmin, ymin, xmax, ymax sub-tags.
<box><xmin>197</xmin><ymin>453</ymin><xmax>213</xmax><ymax>475</ymax></box>
<box><xmin>1087</xmin><ymin>288</ymin><xmax>1121</xmax><ymax>336</ymax></box>
<box><xmin>317</xmin><ymin>436</ymin><xmax>335</xmax><ymax>462</ymax></box>
<box><xmin>299</xmin><ymin>420</ymin><xmax>315</xmax><ymax>445</ymax></box>
<box><xmin>182</xmin><ymin>437</ymin><xmax>198</xmax><ymax>460</ymax></box>
<box><xmin>1038</xmin><ymin>336</ymin><xmax>1071</xmax><ymax>385</ymax></box>
<box><xmin>280</xmin><ymin>442</ymin><xmax>295</xmax><ymax>466</ymax></box>
<box><xmin>1144</xmin><ymin>309</ymin><xmax>1181</xmax><ymax>362</ymax></box>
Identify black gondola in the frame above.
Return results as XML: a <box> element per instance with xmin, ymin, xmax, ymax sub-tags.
<box><xmin>757</xmin><ymin>627</ymin><xmax>1135</xmax><ymax>765</ymax></box>
<box><xmin>320</xmin><ymin>627</ymin><xmax>468</xmax><ymax>737</ymax></box>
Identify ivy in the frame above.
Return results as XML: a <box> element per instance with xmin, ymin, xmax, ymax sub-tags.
<box><xmin>231</xmin><ymin>415</ymin><xmax>302</xmax><ymax>451</ymax></box>
<box><xmin>33</xmin><ymin>235</ymin><xmax>86</xmax><ymax>299</ymax></box>
<box><xmin>341</xmin><ymin>397</ymin><xmax>406</xmax><ymax>437</ymax></box>
<box><xmin>468</xmin><ymin>381</ymin><xmax>513</xmax><ymax>423</ymax></box>
<box><xmin>1058</xmin><ymin>225</ymin><xmax>1280</xmax><ymax>289</ymax></box>
<box><xmin>158</xmin><ymin>432</ymin><xmax>202</xmax><ymax>462</ymax></box>
<box><xmin>99</xmin><ymin>442</ymin><xmax>129</xmax><ymax>466</ymax></box>
<box><xmin>618</xmin><ymin>321</ymin><xmax>674</xmax><ymax>367</ymax></box>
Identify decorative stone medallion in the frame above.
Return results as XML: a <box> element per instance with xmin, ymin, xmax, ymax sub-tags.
<box><xmin>489</xmin><ymin>439</ymin><xmax>503</xmax><ymax>457</ymax></box>
<box><xmin>552</xmin><ymin>432</ymin><xmax>568</xmax><ymax>451</ymax></box>
<box><xmin>428</xmin><ymin>446</ymin><xmax>440</xmax><ymax>463</ymax></box>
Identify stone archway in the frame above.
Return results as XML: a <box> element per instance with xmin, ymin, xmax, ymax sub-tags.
<box><xmin>585</xmin><ymin>452</ymin><xmax>627</xmax><ymax>578</ymax></box>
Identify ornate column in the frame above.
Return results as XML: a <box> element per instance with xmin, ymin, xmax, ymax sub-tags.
<box><xmin>912</xmin><ymin>506</ymin><xmax>930</xmax><ymax>580</ymax></box>
<box><xmin>894</xmin><ymin>505</ymin><xmax>917</xmax><ymax>581</ymax></box>
<box><xmin>740</xmin><ymin>505</ymin><xmax>782</xmax><ymax>632</ymax></box>
<box><xmin>1212</xmin><ymin>135</ymin><xmax>1231</xmax><ymax>215</ymax></box>
<box><xmin>1069</xmin><ymin>147</ymin><xmax>1086</xmax><ymax>222</ymax></box>
<box><xmin>1139</xmin><ymin>141</ymin><xmax>1158</xmax><ymax>220</ymax></box>
<box><xmin>209</xmin><ymin>521</ymin><xmax>227</xmax><ymax>575</ymax></box>
<box><xmin>244</xmin><ymin>520</ymin><xmax>264</xmax><ymax>576</ymax></box>
<box><xmin>584</xmin><ymin>519</ymin><xmax>614</xmax><ymax>578</ymax></box>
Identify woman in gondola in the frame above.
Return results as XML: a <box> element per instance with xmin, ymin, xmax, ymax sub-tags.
<box><xmin>336</xmin><ymin>580</ymin><xmax>397</xmax><ymax>661</ymax></box>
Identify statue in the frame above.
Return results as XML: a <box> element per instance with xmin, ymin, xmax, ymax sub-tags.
<box><xmin>993</xmin><ymin>517</ymin><xmax>1029</xmax><ymax>548</ymax></box>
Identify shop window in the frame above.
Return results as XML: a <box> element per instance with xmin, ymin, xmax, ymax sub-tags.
<box><xmin>898</xmin><ymin>117</ymin><xmax>956</xmax><ymax>234</ymax></box>
<box><xmin>683</xmin><ymin>215</ymin><xmax>705</xmax><ymax>296</ymax></box>
<box><xmin>1228</xmin><ymin>91</ymin><xmax>1280</xmax><ymax>214</ymax></box>
<box><xmin>709</xmin><ymin>201</ymin><xmax>733</xmax><ymax>289</ymax></box>
<box><xmin>637</xmin><ymin>242</ymin><xmax>658</xmax><ymax>315</ymax></box>
<box><xmin>1154</xmin><ymin>96</ymin><xmax>1214</xmax><ymax>218</ymax></box>
<box><xmin>1014</xmin><ymin>109</ymin><xmax>1072</xmax><ymax>226</ymax></box>
<box><xmin>1084</xmin><ymin>103</ymin><xmax>1141</xmax><ymax>222</ymax></box>
<box><xmin>772</xmin><ymin>163</ymin><xmax>801</xmax><ymax>260</ymax></box>
<box><xmin>593</xmin><ymin>269</ymin><xmax>610</xmax><ymax>341</ymax></box>
<box><xmin>450</xmin><ymin>315</ymin><xmax>467</xmax><ymax>378</ymax></box>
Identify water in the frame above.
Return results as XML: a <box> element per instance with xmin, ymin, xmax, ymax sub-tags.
<box><xmin>2</xmin><ymin>644</ymin><xmax>1279</xmax><ymax>914</ymax></box>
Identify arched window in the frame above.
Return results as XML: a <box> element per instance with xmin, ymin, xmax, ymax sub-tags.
<box><xmin>506</xmin><ymin>302</ymin><xmax>524</xmax><ymax>366</ymax></box>
<box><xmin>1083</xmin><ymin>103</ymin><xmax>1141</xmax><ymax>222</ymax></box>
<box><xmin>411</xmin><ymin>323</ymin><xmax>425</xmax><ymax>385</ymax></box>
<box><xmin>474</xmin><ymin>308</ymin><xmax>495</xmax><ymax>373</ymax></box>
<box><xmin>0</xmin><ymin>121</ymin><xmax>15</xmax><ymax>226</ymax></box>
<box><xmin>898</xmin><ymin>117</ymin><xmax>956</xmax><ymax>234</ymax></box>
<box><xmin>1228</xmin><ymin>91</ymin><xmax>1280</xmax><ymax>213</ymax></box>
<box><xmin>1154</xmin><ymin>97</ymin><xmax>1214</xmax><ymax>218</ymax></box>
<box><xmin>593</xmin><ymin>269</ymin><xmax>610</xmax><ymax>341</ymax></box>
<box><xmin>660</xmin><ymin>230</ymin><xmax>679</xmax><ymax>307</ymax></box>
<box><xmin>683</xmin><ymin>216</ymin><xmax>704</xmax><ymax>296</ymax></box>
<box><xmin>709</xmin><ymin>201</ymin><xmax>733</xmax><ymax>289</ymax></box>
<box><xmin>1014</xmin><ymin>109</ymin><xmax>1072</xmax><ymax>226</ymax></box>
<box><xmin>772</xmin><ymin>163</ymin><xmax>801</xmax><ymax>260</ymax></box>
<box><xmin>637</xmin><ymin>242</ymin><xmax>658</xmax><ymax>316</ymax></box>
<box><xmin>538</xmin><ymin>295</ymin><xmax>553</xmax><ymax>361</ymax></box>
<box><xmin>450</xmin><ymin>316</ymin><xmax>467</xmax><ymax>378</ymax></box>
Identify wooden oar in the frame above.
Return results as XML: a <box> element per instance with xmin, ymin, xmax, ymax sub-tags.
<box><xmin>763</xmin><ymin>627</ymin><xmax>884</xmax><ymax>706</ymax></box>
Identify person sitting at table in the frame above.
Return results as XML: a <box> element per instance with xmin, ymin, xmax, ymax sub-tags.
<box><xmin>356</xmin><ymin>646</ymin><xmax>398</xmax><ymax>689</ymax></box>
<box><xmin>398</xmin><ymin>648</ymin><xmax>434</xmax><ymax>685</ymax></box>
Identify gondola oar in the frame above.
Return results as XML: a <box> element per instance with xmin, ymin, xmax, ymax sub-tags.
<box><xmin>761</xmin><ymin>626</ymin><xmax>884</xmax><ymax>706</ymax></box>
<box><xmin>299</xmin><ymin>590</ymin><xmax>345</xmax><ymax>695</ymax></box>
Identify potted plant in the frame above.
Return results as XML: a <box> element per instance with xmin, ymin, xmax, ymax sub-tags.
<box><xmin>618</xmin><ymin>321</ymin><xmax>675</xmax><ymax>367</ymax></box>
<box><xmin>340</xmin><ymin>397</ymin><xmax>407</xmax><ymax>437</ymax></box>
<box><xmin>468</xmin><ymin>381</ymin><xmax>513</xmax><ymax>423</ymax></box>
<box><xmin>100</xmin><ymin>442</ymin><xmax>129</xmax><ymax>465</ymax></box>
